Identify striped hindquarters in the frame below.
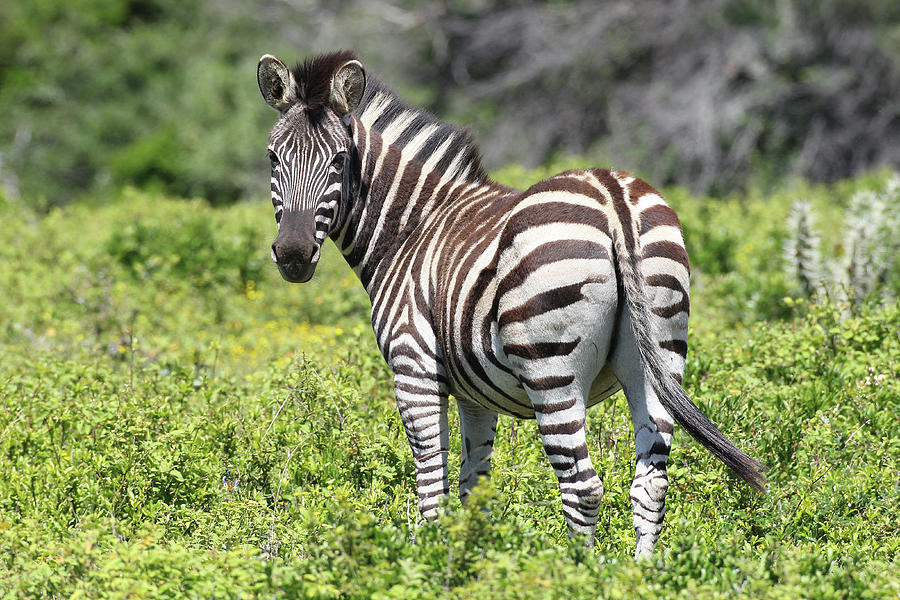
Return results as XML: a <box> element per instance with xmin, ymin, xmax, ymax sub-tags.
<box><xmin>598</xmin><ymin>169</ymin><xmax>766</xmax><ymax>491</ymax></box>
<box><xmin>615</xmin><ymin>171</ymin><xmax>691</xmax><ymax>376</ymax></box>
<box><xmin>491</xmin><ymin>171</ymin><xmax>619</xmax><ymax>408</ymax></box>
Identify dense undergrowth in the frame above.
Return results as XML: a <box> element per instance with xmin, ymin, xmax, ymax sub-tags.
<box><xmin>1</xmin><ymin>172</ymin><xmax>898</xmax><ymax>598</ymax></box>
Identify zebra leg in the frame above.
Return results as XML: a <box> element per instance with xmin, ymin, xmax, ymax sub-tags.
<box><xmin>611</xmin><ymin>314</ymin><xmax>677</xmax><ymax>557</ymax></box>
<box><xmin>626</xmin><ymin>389</ymin><xmax>673</xmax><ymax>557</ymax></box>
<box><xmin>394</xmin><ymin>377</ymin><xmax>450</xmax><ymax>520</ymax></box>
<box><xmin>528</xmin><ymin>383</ymin><xmax>604</xmax><ymax>544</ymax></box>
<box><xmin>457</xmin><ymin>397</ymin><xmax>498</xmax><ymax>504</ymax></box>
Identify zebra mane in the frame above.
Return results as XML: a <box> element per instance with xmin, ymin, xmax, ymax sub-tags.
<box><xmin>291</xmin><ymin>51</ymin><xmax>489</xmax><ymax>184</ymax></box>
<box><xmin>356</xmin><ymin>77</ymin><xmax>489</xmax><ymax>184</ymax></box>
<box><xmin>290</xmin><ymin>50</ymin><xmax>360</xmax><ymax>112</ymax></box>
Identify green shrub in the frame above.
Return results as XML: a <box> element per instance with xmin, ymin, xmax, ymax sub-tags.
<box><xmin>105</xmin><ymin>205</ymin><xmax>265</xmax><ymax>290</ymax></box>
<box><xmin>0</xmin><ymin>178</ymin><xmax>898</xmax><ymax>597</ymax></box>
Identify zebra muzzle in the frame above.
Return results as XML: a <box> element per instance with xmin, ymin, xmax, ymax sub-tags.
<box><xmin>271</xmin><ymin>238</ymin><xmax>318</xmax><ymax>283</ymax></box>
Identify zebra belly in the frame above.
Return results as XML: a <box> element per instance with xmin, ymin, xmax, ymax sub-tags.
<box><xmin>449</xmin><ymin>362</ymin><xmax>621</xmax><ymax>419</ymax></box>
<box><xmin>447</xmin><ymin>372</ymin><xmax>534</xmax><ymax>418</ymax></box>
<box><xmin>587</xmin><ymin>363</ymin><xmax>622</xmax><ymax>406</ymax></box>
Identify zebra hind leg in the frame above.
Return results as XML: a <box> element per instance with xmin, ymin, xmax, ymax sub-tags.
<box><xmin>457</xmin><ymin>397</ymin><xmax>498</xmax><ymax>504</ymax></box>
<box><xmin>527</xmin><ymin>380</ymin><xmax>604</xmax><ymax>545</ymax></box>
<box><xmin>628</xmin><ymin>404</ymin><xmax>672</xmax><ymax>557</ymax></box>
<box><xmin>611</xmin><ymin>312</ymin><xmax>678</xmax><ymax>557</ymax></box>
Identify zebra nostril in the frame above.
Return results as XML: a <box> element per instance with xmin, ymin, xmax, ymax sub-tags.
<box><xmin>271</xmin><ymin>240</ymin><xmax>316</xmax><ymax>265</ymax></box>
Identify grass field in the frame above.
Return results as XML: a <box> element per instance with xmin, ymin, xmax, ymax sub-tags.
<box><xmin>1</xmin><ymin>171</ymin><xmax>898</xmax><ymax>598</ymax></box>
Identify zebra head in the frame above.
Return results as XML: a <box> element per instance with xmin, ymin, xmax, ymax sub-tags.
<box><xmin>257</xmin><ymin>52</ymin><xmax>366</xmax><ymax>283</ymax></box>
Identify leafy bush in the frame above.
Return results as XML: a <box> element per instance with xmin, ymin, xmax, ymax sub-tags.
<box><xmin>0</xmin><ymin>0</ymin><xmax>271</xmax><ymax>206</ymax></box>
<box><xmin>1</xmin><ymin>300</ymin><xmax>897</xmax><ymax>597</ymax></box>
<box><xmin>105</xmin><ymin>202</ymin><xmax>265</xmax><ymax>290</ymax></box>
<box><xmin>1</xmin><ymin>178</ymin><xmax>898</xmax><ymax>596</ymax></box>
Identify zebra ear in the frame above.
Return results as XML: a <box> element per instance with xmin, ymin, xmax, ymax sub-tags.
<box><xmin>258</xmin><ymin>54</ymin><xmax>297</xmax><ymax>112</ymax></box>
<box><xmin>329</xmin><ymin>60</ymin><xmax>366</xmax><ymax>117</ymax></box>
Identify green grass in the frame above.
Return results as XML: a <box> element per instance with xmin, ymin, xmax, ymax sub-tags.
<box><xmin>0</xmin><ymin>175</ymin><xmax>898</xmax><ymax>598</ymax></box>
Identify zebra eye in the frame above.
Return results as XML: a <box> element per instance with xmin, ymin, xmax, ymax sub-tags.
<box><xmin>330</xmin><ymin>153</ymin><xmax>346</xmax><ymax>173</ymax></box>
<box><xmin>266</xmin><ymin>149</ymin><xmax>279</xmax><ymax>169</ymax></box>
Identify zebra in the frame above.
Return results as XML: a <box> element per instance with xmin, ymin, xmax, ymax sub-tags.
<box><xmin>256</xmin><ymin>50</ymin><xmax>765</xmax><ymax>556</ymax></box>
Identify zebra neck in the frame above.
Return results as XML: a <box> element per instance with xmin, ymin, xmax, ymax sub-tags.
<box><xmin>333</xmin><ymin>117</ymin><xmax>504</xmax><ymax>295</ymax></box>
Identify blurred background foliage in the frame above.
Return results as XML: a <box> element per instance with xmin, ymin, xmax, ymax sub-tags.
<box><xmin>1</xmin><ymin>0</ymin><xmax>899</xmax><ymax>207</ymax></box>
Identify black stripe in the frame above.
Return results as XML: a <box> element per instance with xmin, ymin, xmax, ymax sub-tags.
<box><xmin>417</xmin><ymin>462</ymin><xmax>445</xmax><ymax>475</ymax></box>
<box><xmin>538</xmin><ymin>397</ymin><xmax>578</xmax><ymax>414</ymax></box>
<box><xmin>416</xmin><ymin>474</ymin><xmax>448</xmax><ymax>488</ymax></box>
<box><xmin>497</xmin><ymin>239</ymin><xmax>609</xmax><ymax>296</ymax></box>
<box><xmin>636</xmin><ymin>440</ymin><xmax>671</xmax><ymax>460</ymax></box>
<box><xmin>561</xmin><ymin>508</ymin><xmax>595</xmax><ymax>528</ymax></box>
<box><xmin>638</xmin><ymin>204</ymin><xmax>681</xmax><ymax>236</ymax></box>
<box><xmin>525</xmin><ymin>174</ymin><xmax>608</xmax><ymax>205</ymax></box>
<box><xmin>542</xmin><ymin>443</ymin><xmax>589</xmax><ymax>463</ymax></box>
<box><xmin>642</xmin><ymin>240</ymin><xmax>690</xmax><ymax>272</ymax></box>
<box><xmin>537</xmin><ymin>420</ymin><xmax>583</xmax><ymax>436</ymax></box>
<box><xmin>630</xmin><ymin>495</ymin><xmax>664</xmax><ymax>513</ymax></box>
<box><xmin>498</xmin><ymin>284</ymin><xmax>586</xmax><ymax>328</ymax></box>
<box><xmin>557</xmin><ymin>469</ymin><xmax>599</xmax><ymax>485</ymax></box>
<box><xmin>647</xmin><ymin>273</ymin><xmax>690</xmax><ymax>318</ymax></box>
<box><xmin>503</xmin><ymin>338</ymin><xmax>581</xmax><ymax>360</ymax></box>
<box><xmin>659</xmin><ymin>339</ymin><xmax>688</xmax><ymax>358</ymax></box>
<box><xmin>394</xmin><ymin>381</ymin><xmax>440</xmax><ymax>396</ymax></box>
<box><xmin>505</xmin><ymin>201</ymin><xmax>608</xmax><ymax>237</ymax></box>
<box><xmin>521</xmin><ymin>374</ymin><xmax>575</xmax><ymax>391</ymax></box>
<box><xmin>652</xmin><ymin>417</ymin><xmax>674</xmax><ymax>435</ymax></box>
<box><xmin>418</xmin><ymin>488</ymin><xmax>450</xmax><ymax>501</ymax></box>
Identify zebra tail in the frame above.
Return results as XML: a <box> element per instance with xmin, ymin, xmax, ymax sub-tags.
<box><xmin>612</xmin><ymin>229</ymin><xmax>767</xmax><ymax>493</ymax></box>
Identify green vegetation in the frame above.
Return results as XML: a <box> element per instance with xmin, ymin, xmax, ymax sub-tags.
<box><xmin>784</xmin><ymin>176</ymin><xmax>900</xmax><ymax>306</ymax></box>
<box><xmin>3</xmin><ymin>3</ymin><xmax>896</xmax><ymax>596</ymax></box>
<box><xmin>0</xmin><ymin>0</ymin><xmax>271</xmax><ymax>206</ymax></box>
<box><xmin>1</xmin><ymin>171</ymin><xmax>898</xmax><ymax>597</ymax></box>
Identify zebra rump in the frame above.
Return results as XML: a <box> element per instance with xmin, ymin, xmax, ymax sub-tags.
<box><xmin>607</xmin><ymin>177</ymin><xmax>766</xmax><ymax>492</ymax></box>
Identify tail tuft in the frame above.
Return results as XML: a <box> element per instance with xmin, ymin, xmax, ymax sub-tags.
<box><xmin>659</xmin><ymin>382</ymin><xmax>767</xmax><ymax>492</ymax></box>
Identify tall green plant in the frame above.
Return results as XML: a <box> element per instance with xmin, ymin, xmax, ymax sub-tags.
<box><xmin>784</xmin><ymin>175</ymin><xmax>900</xmax><ymax>305</ymax></box>
<box><xmin>783</xmin><ymin>199</ymin><xmax>821</xmax><ymax>299</ymax></box>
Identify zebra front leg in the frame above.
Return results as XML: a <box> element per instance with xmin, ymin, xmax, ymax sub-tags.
<box><xmin>457</xmin><ymin>397</ymin><xmax>498</xmax><ymax>504</ymax></box>
<box><xmin>394</xmin><ymin>375</ymin><xmax>450</xmax><ymax>520</ymax></box>
<box><xmin>528</xmin><ymin>383</ymin><xmax>604</xmax><ymax>544</ymax></box>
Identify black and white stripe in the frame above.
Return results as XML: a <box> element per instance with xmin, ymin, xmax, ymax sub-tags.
<box><xmin>257</xmin><ymin>51</ymin><xmax>765</xmax><ymax>556</ymax></box>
